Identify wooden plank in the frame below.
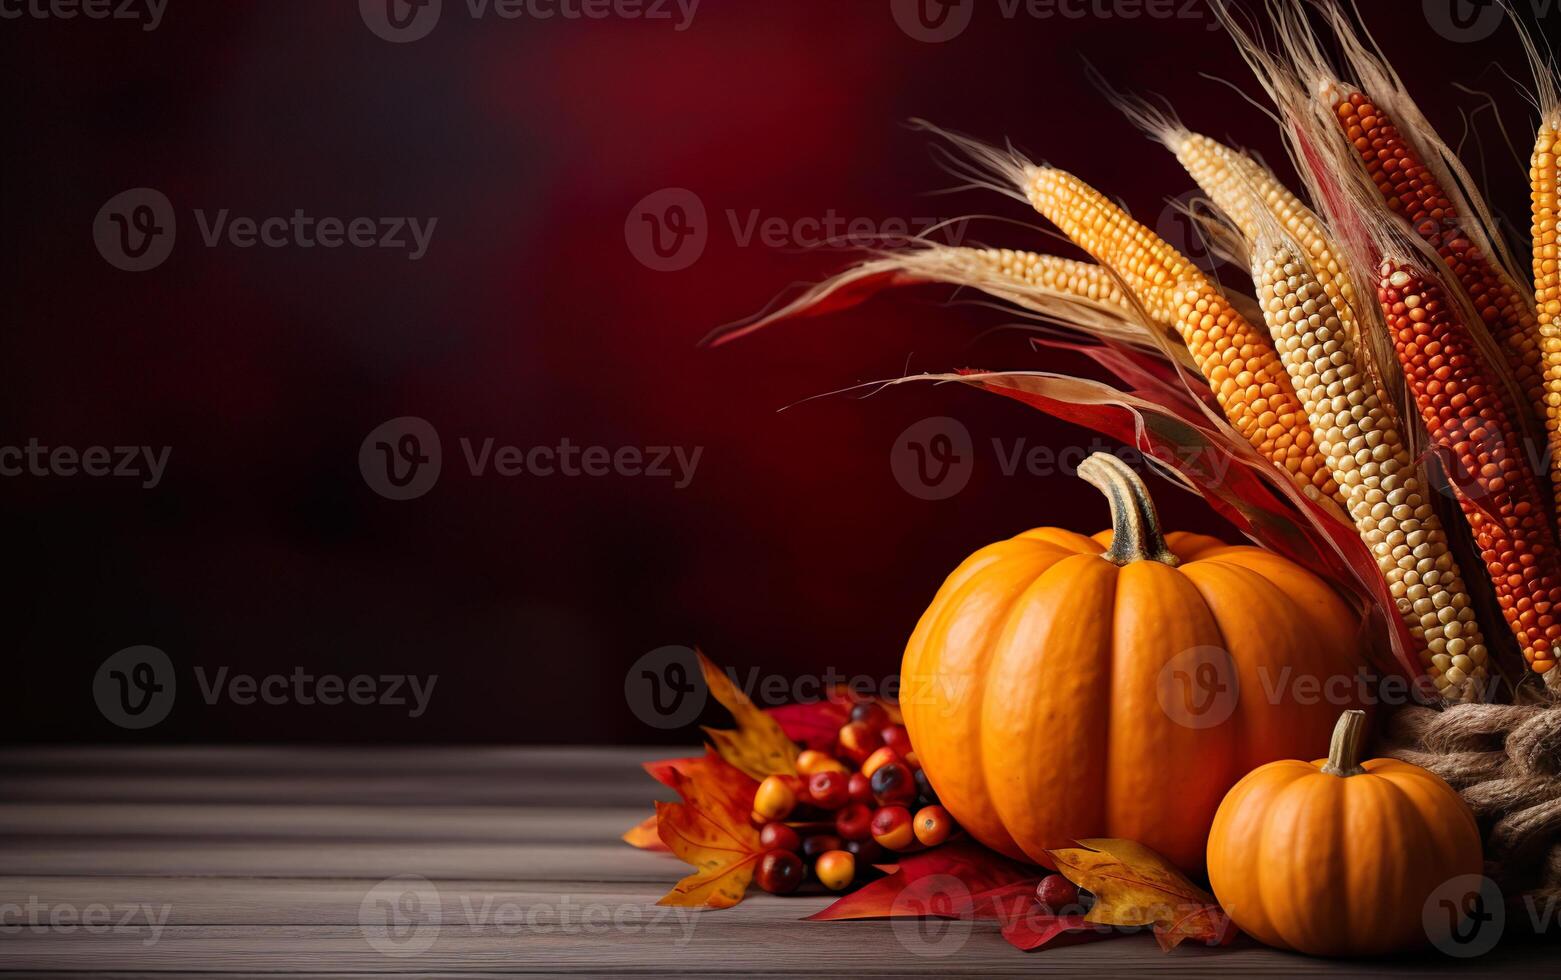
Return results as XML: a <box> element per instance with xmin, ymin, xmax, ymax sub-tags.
<box><xmin>0</xmin><ymin>840</ymin><xmax>672</xmax><ymax>881</ymax></box>
<box><xmin>2</xmin><ymin>921</ymin><xmax>1548</xmax><ymax>976</ymax></box>
<box><xmin>0</xmin><ymin>804</ymin><xmax>648</xmax><ymax>843</ymax></box>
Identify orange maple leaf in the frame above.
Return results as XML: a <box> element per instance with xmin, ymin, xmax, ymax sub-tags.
<box><xmin>652</xmin><ymin>750</ymin><xmax>763</xmax><ymax>909</ymax></box>
<box><xmin>696</xmin><ymin>649</ymin><xmax>799</xmax><ymax>780</ymax></box>
<box><xmin>1047</xmin><ymin>839</ymin><xmax>1237</xmax><ymax>951</ymax></box>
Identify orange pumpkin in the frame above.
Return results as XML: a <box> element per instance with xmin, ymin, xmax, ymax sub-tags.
<box><xmin>900</xmin><ymin>452</ymin><xmax>1370</xmax><ymax>871</ymax></box>
<box><xmin>1207</xmin><ymin>709</ymin><xmax>1483</xmax><ymax>956</ymax></box>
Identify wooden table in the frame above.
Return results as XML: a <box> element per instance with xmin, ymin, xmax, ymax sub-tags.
<box><xmin>0</xmin><ymin>747</ymin><xmax>1552</xmax><ymax>976</ymax></box>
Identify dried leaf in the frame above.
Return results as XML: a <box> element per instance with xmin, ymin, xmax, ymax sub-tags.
<box><xmin>653</xmin><ymin>750</ymin><xmax>763</xmax><ymax>909</ymax></box>
<box><xmin>1047</xmin><ymin>839</ymin><xmax>1237</xmax><ymax>951</ymax></box>
<box><xmin>697</xmin><ymin>650</ymin><xmax>799</xmax><ymax>779</ymax></box>
<box><xmin>766</xmin><ymin>700</ymin><xmax>850</xmax><ymax>751</ymax></box>
<box><xmin>622</xmin><ymin>812</ymin><xmax>666</xmax><ymax>851</ymax></box>
<box><xmin>809</xmin><ymin>842</ymin><xmax>1113</xmax><ymax>952</ymax></box>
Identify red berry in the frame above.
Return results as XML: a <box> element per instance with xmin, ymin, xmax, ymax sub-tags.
<box><xmin>758</xmin><ymin>822</ymin><xmax>801</xmax><ymax>853</ymax></box>
<box><xmin>881</xmin><ymin>724</ymin><xmax>912</xmax><ymax>752</ymax></box>
<box><xmin>796</xmin><ymin>750</ymin><xmax>848</xmax><ymax>775</ymax></box>
<box><xmin>912</xmin><ymin>805</ymin><xmax>954</xmax><ymax>847</ymax></box>
<box><xmin>849</xmin><ymin>702</ymin><xmax>890</xmax><ymax>730</ymax></box>
<box><xmin>834</xmin><ymin>802</ymin><xmax>873</xmax><ymax>841</ymax></box>
<box><xmin>753</xmin><ymin>775</ymin><xmax>796</xmax><ymax>820</ymax></box>
<box><xmin>870</xmin><ymin>805</ymin><xmax>914</xmax><ymax>851</ymax></box>
<box><xmin>815</xmin><ymin>849</ymin><xmax>856</xmax><ymax>891</ymax></box>
<box><xmin>846</xmin><ymin>837</ymin><xmax>886</xmax><ymax>864</ymax></box>
<box><xmin>801</xmin><ymin>833</ymin><xmax>844</xmax><ymax>859</ymax></box>
<box><xmin>1036</xmin><ymin>874</ymin><xmax>1079</xmax><ymax>913</ymax></box>
<box><xmin>755</xmin><ymin>850</ymin><xmax>803</xmax><ymax>895</ymax></box>
<box><xmin>870</xmin><ymin>762</ymin><xmax>917</xmax><ymax>806</ymax></box>
<box><xmin>835</xmin><ymin>721</ymin><xmax>884</xmax><ymax>764</ymax></box>
<box><xmin>861</xmin><ymin>746</ymin><xmax>900</xmax><ymax>778</ymax></box>
<box><xmin>847</xmin><ymin>772</ymin><xmax>874</xmax><ymax>806</ymax></box>
<box><xmin>806</xmin><ymin>770</ymin><xmax>850</xmax><ymax>810</ymax></box>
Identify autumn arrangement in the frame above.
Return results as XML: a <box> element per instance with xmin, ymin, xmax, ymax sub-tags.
<box><xmin>626</xmin><ymin>0</ymin><xmax>1561</xmax><ymax>958</ymax></box>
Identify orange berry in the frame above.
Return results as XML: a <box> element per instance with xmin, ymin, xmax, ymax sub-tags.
<box><xmin>753</xmin><ymin>774</ymin><xmax>796</xmax><ymax>820</ymax></box>
<box><xmin>814</xmin><ymin>850</ymin><xmax>856</xmax><ymax>891</ymax></box>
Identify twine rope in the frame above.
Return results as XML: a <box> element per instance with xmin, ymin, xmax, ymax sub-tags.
<box><xmin>1383</xmin><ymin>702</ymin><xmax>1561</xmax><ymax>909</ymax></box>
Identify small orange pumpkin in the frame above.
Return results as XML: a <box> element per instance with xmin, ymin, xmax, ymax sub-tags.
<box><xmin>1207</xmin><ymin>709</ymin><xmax>1482</xmax><ymax>956</ymax></box>
<box><xmin>901</xmin><ymin>452</ymin><xmax>1370</xmax><ymax>871</ymax></box>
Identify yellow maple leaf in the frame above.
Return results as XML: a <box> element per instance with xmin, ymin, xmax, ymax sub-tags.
<box><xmin>696</xmin><ymin>649</ymin><xmax>799</xmax><ymax>779</ymax></box>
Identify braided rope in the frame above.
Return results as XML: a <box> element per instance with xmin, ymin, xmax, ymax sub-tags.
<box><xmin>1383</xmin><ymin>702</ymin><xmax>1561</xmax><ymax>919</ymax></box>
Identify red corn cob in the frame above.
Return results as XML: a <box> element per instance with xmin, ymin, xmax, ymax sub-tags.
<box><xmin>1335</xmin><ymin>90</ymin><xmax>1548</xmax><ymax>448</ymax></box>
<box><xmin>1377</xmin><ymin>260</ymin><xmax>1561</xmax><ymax>683</ymax></box>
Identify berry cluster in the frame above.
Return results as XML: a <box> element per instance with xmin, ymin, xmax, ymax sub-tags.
<box><xmin>751</xmin><ymin>702</ymin><xmax>954</xmax><ymax>894</ymax></box>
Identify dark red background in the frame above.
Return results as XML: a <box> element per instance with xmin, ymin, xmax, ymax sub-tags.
<box><xmin>2</xmin><ymin>1</ymin><xmax>1543</xmax><ymax>742</ymax></box>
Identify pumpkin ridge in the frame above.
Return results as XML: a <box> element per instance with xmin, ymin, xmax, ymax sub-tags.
<box><xmin>980</xmin><ymin>552</ymin><xmax>1118</xmax><ymax>864</ymax></box>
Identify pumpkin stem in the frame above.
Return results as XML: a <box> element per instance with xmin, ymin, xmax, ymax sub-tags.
<box><xmin>1077</xmin><ymin>452</ymin><xmax>1179</xmax><ymax>567</ymax></box>
<box><xmin>1321</xmin><ymin>710</ymin><xmax>1368</xmax><ymax>777</ymax></box>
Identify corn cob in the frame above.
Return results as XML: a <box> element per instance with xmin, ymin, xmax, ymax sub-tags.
<box><xmin>1255</xmin><ymin>240</ymin><xmax>1488</xmax><ymax>698</ymax></box>
<box><xmin>1538</xmin><ymin>118</ymin><xmax>1561</xmax><ymax>479</ymax></box>
<box><xmin>1026</xmin><ymin>166</ymin><xmax>1343</xmax><ymax>507</ymax></box>
<box><xmin>1378</xmin><ymin>259</ymin><xmax>1561</xmax><ymax>684</ymax></box>
<box><xmin>970</xmin><ymin>248</ymin><xmax>1131</xmax><ymax>312</ymax></box>
<box><xmin>1333</xmin><ymin>90</ymin><xmax>1548</xmax><ymax>442</ymax></box>
<box><xmin>1171</xmin><ymin>134</ymin><xmax>1361</xmax><ymax>341</ymax></box>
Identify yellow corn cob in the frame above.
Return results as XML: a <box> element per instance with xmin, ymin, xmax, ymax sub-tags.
<box><xmin>973</xmin><ymin>248</ymin><xmax>1131</xmax><ymax>311</ymax></box>
<box><xmin>1255</xmin><ymin>239</ymin><xmax>1489</xmax><ymax>700</ymax></box>
<box><xmin>1025</xmin><ymin>166</ymin><xmax>1343</xmax><ymax>507</ymax></box>
<box><xmin>1537</xmin><ymin>118</ymin><xmax>1561</xmax><ymax>538</ymax></box>
<box><xmin>1172</xmin><ymin>133</ymin><xmax>1360</xmax><ymax>340</ymax></box>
